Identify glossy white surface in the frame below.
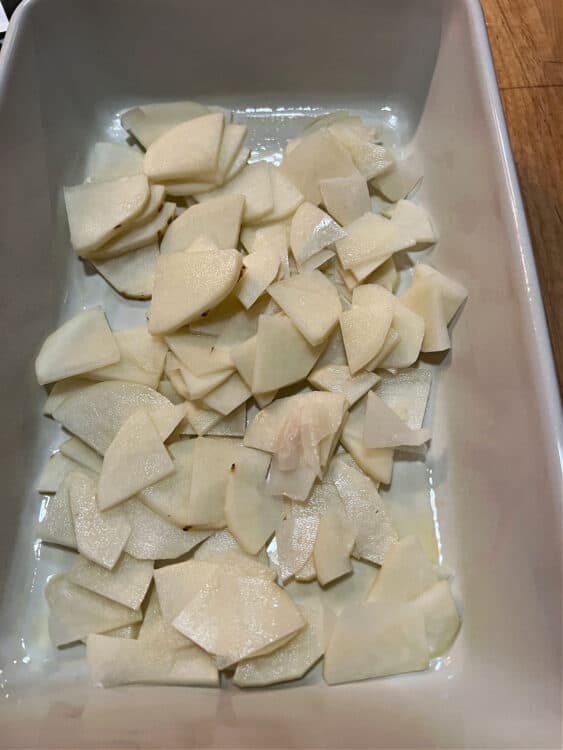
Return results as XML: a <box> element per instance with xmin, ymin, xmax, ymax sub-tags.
<box><xmin>0</xmin><ymin>0</ymin><xmax>561</xmax><ymax>747</ymax></box>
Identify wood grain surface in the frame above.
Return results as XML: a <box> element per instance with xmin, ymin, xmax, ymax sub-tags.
<box><xmin>481</xmin><ymin>0</ymin><xmax>563</xmax><ymax>393</ymax></box>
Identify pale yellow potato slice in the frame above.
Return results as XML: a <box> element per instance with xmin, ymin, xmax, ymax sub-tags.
<box><xmin>93</xmin><ymin>241</ymin><xmax>158</xmax><ymax>300</ymax></box>
<box><xmin>327</xmin><ymin>456</ymin><xmax>397</xmax><ymax>565</ymax></box>
<box><xmin>225</xmin><ymin>446</ymin><xmax>281</xmax><ymax>554</ymax></box>
<box><xmin>97</xmin><ymin>408</ymin><xmax>174</xmax><ymax>510</ymax></box>
<box><xmin>372</xmin><ymin>156</ymin><xmax>423</xmax><ymax>201</ymax></box>
<box><xmin>324</xmin><ymin>601</ymin><xmax>429</xmax><ymax>684</ymax></box>
<box><xmin>363</xmin><ymin>391</ymin><xmax>431</xmax><ymax>449</ymax></box>
<box><xmin>308</xmin><ymin>364</ymin><xmax>378</xmax><ymax>407</ymax></box>
<box><xmin>313</xmin><ymin>509</ymin><xmax>355</xmax><ymax>586</ymax></box>
<box><xmin>329</xmin><ymin>123</ymin><xmax>393</xmax><ymax>180</ymax></box>
<box><xmin>252</xmin><ymin>315</ymin><xmax>322</xmax><ymax>393</ymax></box>
<box><xmin>197</xmin><ymin>162</ymin><xmax>273</xmax><ymax>223</ymax></box>
<box><xmin>121</xmin><ymin>101</ymin><xmax>210</xmax><ymax>148</ymax></box>
<box><xmin>289</xmin><ymin>202</ymin><xmax>346</xmax><ymax>269</ymax></box>
<box><xmin>186</xmin><ymin>437</ymin><xmax>241</xmax><ymax>528</ymax></box>
<box><xmin>144</xmin><ymin>112</ymin><xmax>224</xmax><ymax>181</ymax></box>
<box><xmin>123</xmin><ymin>499</ymin><xmax>209</xmax><ymax>561</ymax></box>
<box><xmin>138</xmin><ymin>439</ymin><xmax>194</xmax><ymax>526</ymax></box>
<box><xmin>90</xmin><ymin>201</ymin><xmax>174</xmax><ymax>260</ymax></box>
<box><xmin>85</xmin><ymin>327</ymin><xmax>167</xmax><ymax>388</ymax></box>
<box><xmin>366</xmin><ymin>535</ymin><xmax>439</xmax><ymax>604</ymax></box>
<box><xmin>139</xmin><ymin>587</ymin><xmax>194</xmax><ymax>649</ymax></box>
<box><xmin>178</xmin><ymin>364</ymin><xmax>231</xmax><ymax>400</ymax></box>
<box><xmin>160</xmin><ymin>195</ymin><xmax>244</xmax><ymax>254</ymax></box>
<box><xmin>236</xmin><ymin>243</ymin><xmax>280</xmax><ymax>309</ymax></box>
<box><xmin>165</xmin><ymin>331</ymin><xmax>233</xmax><ymax>376</ymax></box>
<box><xmin>148</xmin><ymin>402</ymin><xmax>189</xmax><ymax>441</ymax></box>
<box><xmin>316</xmin><ymin>327</ymin><xmax>347</xmax><ymax>368</ymax></box>
<box><xmin>194</xmin><ymin>530</ymin><xmax>274</xmax><ymax>581</ymax></box>
<box><xmin>379</xmin><ymin>302</ymin><xmax>425</xmax><ymax>369</ymax></box>
<box><xmin>300</xmin><ymin>248</ymin><xmax>335</xmax><ymax>271</ymax></box>
<box><xmin>60</xmin><ymin>437</ymin><xmax>103</xmax><ymax>473</ymax></box>
<box><xmin>319</xmin><ymin>174</ymin><xmax>371</xmax><ymax>225</ymax></box>
<box><xmin>375</xmin><ymin>369</ymin><xmax>432</xmax><ymax>430</ymax></box>
<box><xmin>349</xmin><ymin>251</ymin><xmax>393</xmax><ymax>283</ymax></box>
<box><xmin>268</xmin><ymin>459</ymin><xmax>317</xmax><ymax>502</ymax></box>
<box><xmin>385</xmin><ymin>198</ymin><xmax>437</xmax><ymax>244</ymax></box>
<box><xmin>205</xmin><ymin>403</ymin><xmax>246</xmax><ymax>437</ymax></box>
<box><xmin>340</xmin><ymin>396</ymin><xmax>394</xmax><ymax>485</ymax></box>
<box><xmin>294</xmin><ymin>556</ymin><xmax>317</xmax><ymax>582</ymax></box>
<box><xmin>35</xmin><ymin>307</ymin><xmax>120</xmax><ymax>386</ymax></box>
<box><xmin>234</xmin><ymin>604</ymin><xmax>323</xmax><ymax>687</ymax></box>
<box><xmin>276</xmin><ymin>515</ymin><xmax>319</xmax><ymax>582</ymax></box>
<box><xmin>37</xmin><ymin>477</ymin><xmax>77</xmax><ymax>549</ymax></box>
<box><xmin>365</xmin><ymin>326</ymin><xmax>401</xmax><ymax>371</ymax></box>
<box><xmin>335</xmin><ymin>212</ymin><xmax>415</xmax><ymax>270</ymax></box>
<box><xmin>154</xmin><ymin>560</ymin><xmax>219</xmax><ymax>621</ymax></box>
<box><xmin>68</xmin><ymin>471</ymin><xmax>131</xmax><ymax>568</ymax></box>
<box><xmin>250</xmin><ymin>165</ymin><xmax>304</xmax><ymax>225</ymax></box>
<box><xmin>214</xmin><ymin>123</ymin><xmax>248</xmax><ymax>182</ymax></box>
<box><xmin>36</xmin><ymin>451</ymin><xmax>82</xmax><ymax>494</ymax></box>
<box><xmin>222</xmin><ymin>145</ymin><xmax>250</xmax><ymax>182</ymax></box>
<box><xmin>68</xmin><ymin>553</ymin><xmax>153</xmax><ymax>610</ymax></box>
<box><xmin>412</xmin><ymin>581</ymin><xmax>461</xmax><ymax>657</ymax></box>
<box><xmin>240</xmin><ymin>220</ymin><xmax>289</xmax><ymax>253</ymax></box>
<box><xmin>229</xmin><ymin>335</ymin><xmax>277</xmax><ymax>404</ymax></box>
<box><xmin>46</xmin><ymin>575</ymin><xmax>142</xmax><ymax>647</ymax></box>
<box><xmin>64</xmin><ymin>174</ymin><xmax>150</xmax><ymax>255</ymax></box>
<box><xmin>182</xmin><ymin>400</ymin><xmax>223</xmax><ymax>436</ymax></box>
<box><xmin>340</xmin><ymin>302</ymin><xmax>393</xmax><ymax>374</ymax></box>
<box><xmin>202</xmin><ymin>373</ymin><xmax>251</xmax><ymax>416</ymax></box>
<box><xmin>280</xmin><ymin>128</ymin><xmax>358</xmax><ymax>205</ymax></box>
<box><xmin>365</xmin><ymin>256</ymin><xmax>399</xmax><ymax>292</ymax></box>
<box><xmin>43</xmin><ymin>377</ymin><xmax>92</xmax><ymax>416</ymax></box>
<box><xmin>85</xmin><ymin>142</ymin><xmax>144</xmax><ymax>181</ymax></box>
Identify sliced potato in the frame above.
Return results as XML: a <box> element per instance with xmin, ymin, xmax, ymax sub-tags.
<box><xmin>236</xmin><ymin>243</ymin><xmax>280</xmax><ymax>309</ymax></box>
<box><xmin>289</xmin><ymin>202</ymin><xmax>346</xmax><ymax>269</ymax></box>
<box><xmin>60</xmin><ymin>437</ymin><xmax>103</xmax><ymax>473</ymax></box>
<box><xmin>340</xmin><ymin>301</ymin><xmax>393</xmax><ymax>374</ymax></box>
<box><xmin>186</xmin><ymin>437</ymin><xmax>241</xmax><ymax>528</ymax></box>
<box><xmin>313</xmin><ymin>509</ymin><xmax>355</xmax><ymax>586</ymax></box>
<box><xmin>182</xmin><ymin>400</ymin><xmax>223</xmax><ymax>436</ymax></box>
<box><xmin>251</xmin><ymin>165</ymin><xmax>304</xmax><ymax>225</ymax></box>
<box><xmin>37</xmin><ymin>477</ymin><xmax>77</xmax><ymax>549</ymax></box>
<box><xmin>372</xmin><ymin>156</ymin><xmax>423</xmax><ymax>202</ymax></box>
<box><xmin>148</xmin><ymin>402</ymin><xmax>189</xmax><ymax>441</ymax></box>
<box><xmin>180</xmin><ymin>364</ymin><xmax>232</xmax><ymax>400</ymax></box>
<box><xmin>85</xmin><ymin>142</ymin><xmax>143</xmax><ymax>182</ymax></box>
<box><xmin>276</xmin><ymin>515</ymin><xmax>319</xmax><ymax>583</ymax></box>
<box><xmin>363</xmin><ymin>391</ymin><xmax>431</xmax><ymax>449</ymax></box>
<box><xmin>165</xmin><ymin>331</ymin><xmax>233</xmax><ymax>376</ymax></box>
<box><xmin>379</xmin><ymin>302</ymin><xmax>425</xmax><ymax>369</ymax></box>
<box><xmin>335</xmin><ymin>212</ymin><xmax>415</xmax><ymax>270</ymax></box>
<box><xmin>197</xmin><ymin>162</ymin><xmax>274</xmax><ymax>223</ymax></box>
<box><xmin>121</xmin><ymin>101</ymin><xmax>210</xmax><ymax>148</ymax></box>
<box><xmin>202</xmin><ymin>373</ymin><xmax>251</xmax><ymax>416</ymax></box>
<box><xmin>36</xmin><ymin>451</ymin><xmax>82</xmax><ymax>494</ymax></box>
<box><xmin>213</xmin><ymin>123</ymin><xmax>248</xmax><ymax>183</ymax></box>
<box><xmin>193</xmin><ymin>529</ymin><xmax>274</xmax><ymax>581</ymax></box>
<box><xmin>93</xmin><ymin>241</ymin><xmax>158</xmax><ymax>300</ymax></box>
<box><xmin>386</xmin><ymin>199</ymin><xmax>437</xmax><ymax>244</ymax></box>
<box><xmin>229</xmin><ymin>335</ymin><xmax>277</xmax><ymax>404</ymax></box>
<box><xmin>268</xmin><ymin>459</ymin><xmax>317</xmax><ymax>502</ymax></box>
<box><xmin>329</xmin><ymin>123</ymin><xmax>393</xmax><ymax>180</ymax></box>
<box><xmin>139</xmin><ymin>439</ymin><xmax>194</xmax><ymax>526</ymax></box>
<box><xmin>319</xmin><ymin>174</ymin><xmax>371</xmax><ymax>225</ymax></box>
<box><xmin>90</xmin><ymin>201</ymin><xmax>175</xmax><ymax>260</ymax></box>
<box><xmin>154</xmin><ymin>560</ymin><xmax>219</xmax><ymax>621</ymax></box>
<box><xmin>160</xmin><ymin>195</ymin><xmax>244</xmax><ymax>254</ymax></box>
<box><xmin>86</xmin><ymin>327</ymin><xmax>167</xmax><ymax>388</ymax></box>
<box><xmin>35</xmin><ymin>307</ymin><xmax>120</xmax><ymax>386</ymax></box>
<box><xmin>340</xmin><ymin>396</ymin><xmax>394</xmax><ymax>484</ymax></box>
<box><xmin>308</xmin><ymin>364</ymin><xmax>378</xmax><ymax>407</ymax></box>
<box><xmin>375</xmin><ymin>369</ymin><xmax>432</xmax><ymax>430</ymax></box>
<box><xmin>43</xmin><ymin>377</ymin><xmax>91</xmax><ymax>416</ymax></box>
<box><xmin>366</xmin><ymin>535</ymin><xmax>438</xmax><ymax>603</ymax></box>
<box><xmin>412</xmin><ymin>581</ymin><xmax>461</xmax><ymax>657</ymax></box>
<box><xmin>68</xmin><ymin>553</ymin><xmax>153</xmax><ymax>610</ymax></box>
<box><xmin>364</xmin><ymin>256</ymin><xmax>399</xmax><ymax>292</ymax></box>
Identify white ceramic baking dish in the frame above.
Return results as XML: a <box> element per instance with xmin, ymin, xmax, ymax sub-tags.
<box><xmin>0</xmin><ymin>0</ymin><xmax>561</xmax><ymax>747</ymax></box>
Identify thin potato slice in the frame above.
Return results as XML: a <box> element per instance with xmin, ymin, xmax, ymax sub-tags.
<box><xmin>236</xmin><ymin>243</ymin><xmax>280</xmax><ymax>309</ymax></box>
<box><xmin>340</xmin><ymin>396</ymin><xmax>394</xmax><ymax>485</ymax></box>
<box><xmin>366</xmin><ymin>535</ymin><xmax>438</xmax><ymax>603</ymax></box>
<box><xmin>251</xmin><ymin>165</ymin><xmax>304</xmax><ymax>225</ymax></box>
<box><xmin>121</xmin><ymin>101</ymin><xmax>210</xmax><ymax>148</ymax></box>
<box><xmin>340</xmin><ymin>302</ymin><xmax>393</xmax><ymax>374</ymax></box>
<box><xmin>85</xmin><ymin>142</ymin><xmax>144</xmax><ymax>182</ymax></box>
<box><xmin>186</xmin><ymin>437</ymin><xmax>241</xmax><ymax>528</ymax></box>
<box><xmin>197</xmin><ymin>162</ymin><xmax>273</xmax><ymax>223</ymax></box>
<box><xmin>308</xmin><ymin>364</ymin><xmax>378</xmax><ymax>407</ymax></box>
<box><xmin>202</xmin><ymin>373</ymin><xmax>251</xmax><ymax>416</ymax></box>
<box><xmin>160</xmin><ymin>195</ymin><xmax>244</xmax><ymax>254</ymax></box>
<box><xmin>335</xmin><ymin>212</ymin><xmax>415</xmax><ymax>270</ymax></box>
<box><xmin>363</xmin><ymin>391</ymin><xmax>431</xmax><ymax>449</ymax></box>
<box><xmin>37</xmin><ymin>477</ymin><xmax>77</xmax><ymax>549</ymax></box>
<box><xmin>93</xmin><ymin>242</ymin><xmax>158</xmax><ymax>300</ymax></box>
<box><xmin>289</xmin><ymin>202</ymin><xmax>346</xmax><ymax>269</ymax></box>
<box><xmin>68</xmin><ymin>553</ymin><xmax>153</xmax><ymax>610</ymax></box>
<box><xmin>60</xmin><ymin>437</ymin><xmax>103</xmax><ymax>473</ymax></box>
<box><xmin>86</xmin><ymin>327</ymin><xmax>167</xmax><ymax>389</ymax></box>
<box><xmin>319</xmin><ymin>174</ymin><xmax>371</xmax><ymax>225</ymax></box>
<box><xmin>313</xmin><ymin>509</ymin><xmax>355</xmax><ymax>586</ymax></box>
<box><xmin>90</xmin><ymin>201</ymin><xmax>175</xmax><ymax>260</ymax></box>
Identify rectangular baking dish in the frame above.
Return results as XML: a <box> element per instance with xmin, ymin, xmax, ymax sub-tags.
<box><xmin>0</xmin><ymin>0</ymin><xmax>561</xmax><ymax>747</ymax></box>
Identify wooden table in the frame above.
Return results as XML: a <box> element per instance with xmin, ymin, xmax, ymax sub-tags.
<box><xmin>481</xmin><ymin>0</ymin><xmax>563</xmax><ymax>393</ymax></box>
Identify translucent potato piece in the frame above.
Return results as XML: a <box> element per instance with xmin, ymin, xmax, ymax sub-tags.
<box><xmin>268</xmin><ymin>271</ymin><xmax>341</xmax><ymax>346</ymax></box>
<box><xmin>412</xmin><ymin>581</ymin><xmax>461</xmax><ymax>657</ymax></box>
<box><xmin>328</xmin><ymin>456</ymin><xmax>397</xmax><ymax>564</ymax></box>
<box><xmin>154</xmin><ymin>560</ymin><xmax>219</xmax><ymax>621</ymax></box>
<box><xmin>316</xmin><ymin>327</ymin><xmax>347</xmax><ymax>368</ymax></box>
<box><xmin>90</xmin><ymin>201</ymin><xmax>175</xmax><ymax>260</ymax></box>
<box><xmin>367</xmin><ymin>535</ymin><xmax>439</xmax><ymax>603</ymax></box>
<box><xmin>213</xmin><ymin>123</ymin><xmax>248</xmax><ymax>182</ymax></box>
<box><xmin>372</xmin><ymin>156</ymin><xmax>423</xmax><ymax>202</ymax></box>
<box><xmin>97</xmin><ymin>409</ymin><xmax>174</xmax><ymax>510</ymax></box>
<box><xmin>148</xmin><ymin>247</ymin><xmax>242</xmax><ymax>334</ymax></box>
<box><xmin>68</xmin><ymin>553</ymin><xmax>153</xmax><ymax>610</ymax></box>
<box><xmin>294</xmin><ymin>556</ymin><xmax>317</xmax><ymax>582</ymax></box>
<box><xmin>139</xmin><ymin>439</ymin><xmax>194</xmax><ymax>526</ymax></box>
<box><xmin>123</xmin><ymin>499</ymin><xmax>209</xmax><ymax>560</ymax></box>
<box><xmin>68</xmin><ymin>471</ymin><xmax>131</xmax><ymax>568</ymax></box>
<box><xmin>43</xmin><ymin>377</ymin><xmax>91</xmax><ymax>416</ymax></box>
<box><xmin>64</xmin><ymin>174</ymin><xmax>150</xmax><ymax>255</ymax></box>
<box><xmin>225</xmin><ymin>447</ymin><xmax>281</xmax><ymax>555</ymax></box>
<box><xmin>379</xmin><ymin>301</ymin><xmax>425</xmax><ymax>369</ymax></box>
<box><xmin>319</xmin><ymin>174</ymin><xmax>371</xmax><ymax>226</ymax></box>
<box><xmin>324</xmin><ymin>601</ymin><xmax>429</xmax><ymax>685</ymax></box>
<box><xmin>276</xmin><ymin>515</ymin><xmax>319</xmax><ymax>583</ymax></box>
<box><xmin>365</xmin><ymin>256</ymin><xmax>399</xmax><ymax>292</ymax></box>
<box><xmin>194</xmin><ymin>530</ymin><xmax>275</xmax><ymax>581</ymax></box>
<box><xmin>52</xmin><ymin>381</ymin><xmax>171</xmax><ymax>454</ymax></box>
<box><xmin>172</xmin><ymin>568</ymin><xmax>305</xmax><ymax>668</ymax></box>
<box><xmin>206</xmin><ymin>403</ymin><xmax>247</xmax><ymax>437</ymax></box>
<box><xmin>289</xmin><ymin>202</ymin><xmax>346</xmax><ymax>269</ymax></box>
<box><xmin>329</xmin><ymin>123</ymin><xmax>393</xmax><ymax>180</ymax></box>
<box><xmin>386</xmin><ymin>199</ymin><xmax>437</xmax><ymax>244</ymax></box>
<box><xmin>36</xmin><ymin>451</ymin><xmax>82</xmax><ymax>494</ymax></box>
<box><xmin>340</xmin><ymin>301</ymin><xmax>393</xmax><ymax>374</ymax></box>
<box><xmin>85</xmin><ymin>142</ymin><xmax>143</xmax><ymax>181</ymax></box>
<box><xmin>37</xmin><ymin>478</ymin><xmax>77</xmax><ymax>549</ymax></box>
<box><xmin>313</xmin><ymin>509</ymin><xmax>355</xmax><ymax>586</ymax></box>
<box><xmin>234</xmin><ymin>604</ymin><xmax>323</xmax><ymax>687</ymax></box>
<box><xmin>363</xmin><ymin>391</ymin><xmax>431</xmax><ymax>449</ymax></box>
<box><xmin>340</xmin><ymin>396</ymin><xmax>394</xmax><ymax>485</ymax></box>
<box><xmin>93</xmin><ymin>241</ymin><xmax>158</xmax><ymax>300</ymax></box>
<box><xmin>87</xmin><ymin>633</ymin><xmax>219</xmax><ymax>687</ymax></box>
<box><xmin>86</xmin><ymin>327</ymin><xmax>167</xmax><ymax>389</ymax></box>
<box><xmin>182</xmin><ymin>401</ymin><xmax>223</xmax><ymax>436</ymax></box>
<box><xmin>46</xmin><ymin>576</ymin><xmax>142</xmax><ymax>647</ymax></box>
<box><xmin>35</xmin><ymin>307</ymin><xmax>120</xmax><ymax>386</ymax></box>
<box><xmin>376</xmin><ymin>369</ymin><xmax>432</xmax><ymax>430</ymax></box>
<box><xmin>180</xmin><ymin>364</ymin><xmax>232</xmax><ymax>400</ymax></box>
<box><xmin>160</xmin><ymin>195</ymin><xmax>244</xmax><ymax>254</ymax></box>
<box><xmin>202</xmin><ymin>373</ymin><xmax>251</xmax><ymax>416</ymax></box>
<box><xmin>197</xmin><ymin>162</ymin><xmax>274</xmax><ymax>223</ymax></box>
<box><xmin>252</xmin><ymin>315</ymin><xmax>322</xmax><ymax>393</ymax></box>
<box><xmin>236</xmin><ymin>243</ymin><xmax>280</xmax><ymax>309</ymax></box>
<box><xmin>139</xmin><ymin>587</ymin><xmax>193</xmax><ymax>649</ymax></box>
<box><xmin>186</xmin><ymin>437</ymin><xmax>241</xmax><ymax>528</ymax></box>
<box><xmin>280</xmin><ymin>128</ymin><xmax>358</xmax><ymax>205</ymax></box>
<box><xmin>240</xmin><ymin>220</ymin><xmax>289</xmax><ymax>254</ymax></box>
<box><xmin>308</xmin><ymin>364</ymin><xmax>378</xmax><ymax>407</ymax></box>
<box><xmin>268</xmin><ymin>460</ymin><xmax>317</xmax><ymax>502</ymax></box>
<box><xmin>252</xmin><ymin>165</ymin><xmax>304</xmax><ymax>225</ymax></box>
<box><xmin>144</xmin><ymin>112</ymin><xmax>224</xmax><ymax>181</ymax></box>
<box><xmin>365</xmin><ymin>326</ymin><xmax>401</xmax><ymax>371</ymax></box>
<box><xmin>229</xmin><ymin>336</ymin><xmax>277</xmax><ymax>404</ymax></box>
<box><xmin>165</xmin><ymin>332</ymin><xmax>233</xmax><ymax>377</ymax></box>
<box><xmin>121</xmin><ymin>101</ymin><xmax>210</xmax><ymax>148</ymax></box>
<box><xmin>335</xmin><ymin>212</ymin><xmax>415</xmax><ymax>270</ymax></box>
<box><xmin>301</xmin><ymin>248</ymin><xmax>335</xmax><ymax>271</ymax></box>
<box><xmin>60</xmin><ymin>437</ymin><xmax>103</xmax><ymax>473</ymax></box>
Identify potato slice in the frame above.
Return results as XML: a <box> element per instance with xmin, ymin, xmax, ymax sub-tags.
<box><xmin>319</xmin><ymin>174</ymin><xmax>371</xmax><ymax>225</ymax></box>
<box><xmin>202</xmin><ymin>373</ymin><xmax>251</xmax><ymax>416</ymax></box>
<box><xmin>194</xmin><ymin>530</ymin><xmax>274</xmax><ymax>581</ymax></box>
<box><xmin>123</xmin><ymin>499</ymin><xmax>210</xmax><ymax>560</ymax></box>
<box><xmin>68</xmin><ymin>553</ymin><xmax>153</xmax><ymax>610</ymax></box>
<box><xmin>205</xmin><ymin>404</ymin><xmax>246</xmax><ymax>437</ymax></box>
<box><xmin>376</xmin><ymin>369</ymin><xmax>432</xmax><ymax>430</ymax></box>
<box><xmin>85</xmin><ymin>142</ymin><xmax>144</xmax><ymax>182</ymax></box>
<box><xmin>180</xmin><ymin>364</ymin><xmax>232</xmax><ymax>400</ymax></box>
<box><xmin>236</xmin><ymin>243</ymin><xmax>280</xmax><ymax>309</ymax></box>
<box><xmin>335</xmin><ymin>212</ymin><xmax>415</xmax><ymax>270</ymax></box>
<box><xmin>301</xmin><ymin>248</ymin><xmax>335</xmax><ymax>271</ymax></box>
<box><xmin>340</xmin><ymin>396</ymin><xmax>394</xmax><ymax>485</ymax></box>
<box><xmin>234</xmin><ymin>604</ymin><xmax>323</xmax><ymax>687</ymax></box>
<box><xmin>154</xmin><ymin>560</ymin><xmax>219</xmax><ymax>621</ymax></box>
<box><xmin>268</xmin><ymin>459</ymin><xmax>317</xmax><ymax>502</ymax></box>
<box><xmin>160</xmin><ymin>195</ymin><xmax>244</xmax><ymax>254</ymax></box>
<box><xmin>35</xmin><ymin>307</ymin><xmax>120</xmax><ymax>385</ymax></box>
<box><xmin>37</xmin><ymin>477</ymin><xmax>77</xmax><ymax>549</ymax></box>
<box><xmin>36</xmin><ymin>451</ymin><xmax>82</xmax><ymax>494</ymax></box>
<box><xmin>121</xmin><ymin>101</ymin><xmax>210</xmax><ymax>148</ymax></box>
<box><xmin>90</xmin><ymin>201</ymin><xmax>175</xmax><ymax>260</ymax></box>
<box><xmin>64</xmin><ymin>174</ymin><xmax>150</xmax><ymax>255</ymax></box>
<box><xmin>213</xmin><ymin>123</ymin><xmax>248</xmax><ymax>182</ymax></box>
<box><xmin>182</xmin><ymin>400</ymin><xmax>223</xmax><ymax>436</ymax></box>
<box><xmin>329</xmin><ymin>123</ymin><xmax>393</xmax><ymax>180</ymax></box>
<box><xmin>294</xmin><ymin>556</ymin><xmax>317</xmax><ymax>582</ymax></box>
<box><xmin>186</xmin><ymin>437</ymin><xmax>241</xmax><ymax>528</ymax></box>
<box><xmin>276</xmin><ymin>515</ymin><xmax>319</xmax><ymax>583</ymax></box>
<box><xmin>229</xmin><ymin>335</ymin><xmax>277</xmax><ymax>405</ymax></box>
<box><xmin>97</xmin><ymin>408</ymin><xmax>174</xmax><ymax>510</ymax></box>
<box><xmin>246</xmin><ymin>222</ymin><xmax>290</xmax><ymax>278</ymax></box>
<box><xmin>313</xmin><ymin>510</ymin><xmax>355</xmax><ymax>586</ymax></box>
<box><xmin>251</xmin><ymin>165</ymin><xmax>304</xmax><ymax>225</ymax></box>
<box><xmin>316</xmin><ymin>327</ymin><xmax>348</xmax><ymax>368</ymax></box>
<box><xmin>367</xmin><ymin>535</ymin><xmax>439</xmax><ymax>604</ymax></box>
<box><xmin>46</xmin><ymin>575</ymin><xmax>142</xmax><ymax>647</ymax></box>
<box><xmin>379</xmin><ymin>302</ymin><xmax>425</xmax><ymax>369</ymax></box>
<box><xmin>60</xmin><ymin>437</ymin><xmax>103</xmax><ymax>473</ymax></box>
<box><xmin>340</xmin><ymin>301</ymin><xmax>393</xmax><ymax>374</ymax></box>
<box><xmin>364</xmin><ymin>256</ymin><xmax>399</xmax><ymax>292</ymax></box>
<box><xmin>68</xmin><ymin>471</ymin><xmax>131</xmax><ymax>568</ymax></box>
<box><xmin>86</xmin><ymin>327</ymin><xmax>167</xmax><ymax>388</ymax></box>
<box><xmin>225</xmin><ymin>446</ymin><xmax>281</xmax><ymax>554</ymax></box>
<box><xmin>372</xmin><ymin>156</ymin><xmax>423</xmax><ymax>201</ymax></box>
<box><xmin>93</xmin><ymin>241</ymin><xmax>158</xmax><ymax>300</ymax></box>
<box><xmin>172</xmin><ymin>568</ymin><xmax>305</xmax><ymax>668</ymax></box>
<box><xmin>139</xmin><ymin>587</ymin><xmax>194</xmax><ymax>649</ymax></box>
<box><xmin>324</xmin><ymin>601</ymin><xmax>429</xmax><ymax>684</ymax></box>
<box><xmin>289</xmin><ymin>202</ymin><xmax>346</xmax><ymax>269</ymax></box>
<box><xmin>138</xmin><ymin>439</ymin><xmax>193</xmax><ymax>526</ymax></box>
<box><xmin>363</xmin><ymin>391</ymin><xmax>431</xmax><ymax>449</ymax></box>
<box><xmin>280</xmin><ymin>129</ymin><xmax>358</xmax><ymax>205</ymax></box>
<box><xmin>149</xmin><ymin>246</ymin><xmax>242</xmax><ymax>334</ymax></box>
<box><xmin>252</xmin><ymin>315</ymin><xmax>322</xmax><ymax>393</ymax></box>
<box><xmin>386</xmin><ymin>199</ymin><xmax>437</xmax><ymax>244</ymax></box>
<box><xmin>43</xmin><ymin>377</ymin><xmax>91</xmax><ymax>416</ymax></box>
<box><xmin>148</xmin><ymin>402</ymin><xmax>189</xmax><ymax>441</ymax></box>
<box><xmin>166</xmin><ymin>331</ymin><xmax>233</xmax><ymax>377</ymax></box>
<box><xmin>328</xmin><ymin>456</ymin><xmax>397</xmax><ymax>564</ymax></box>
<box><xmin>87</xmin><ymin>633</ymin><xmax>219</xmax><ymax>687</ymax></box>
<box><xmin>197</xmin><ymin>162</ymin><xmax>273</xmax><ymax>223</ymax></box>
<box><xmin>412</xmin><ymin>581</ymin><xmax>461</xmax><ymax>657</ymax></box>
<box><xmin>144</xmin><ymin>112</ymin><xmax>224</xmax><ymax>181</ymax></box>
<box><xmin>308</xmin><ymin>364</ymin><xmax>378</xmax><ymax>407</ymax></box>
